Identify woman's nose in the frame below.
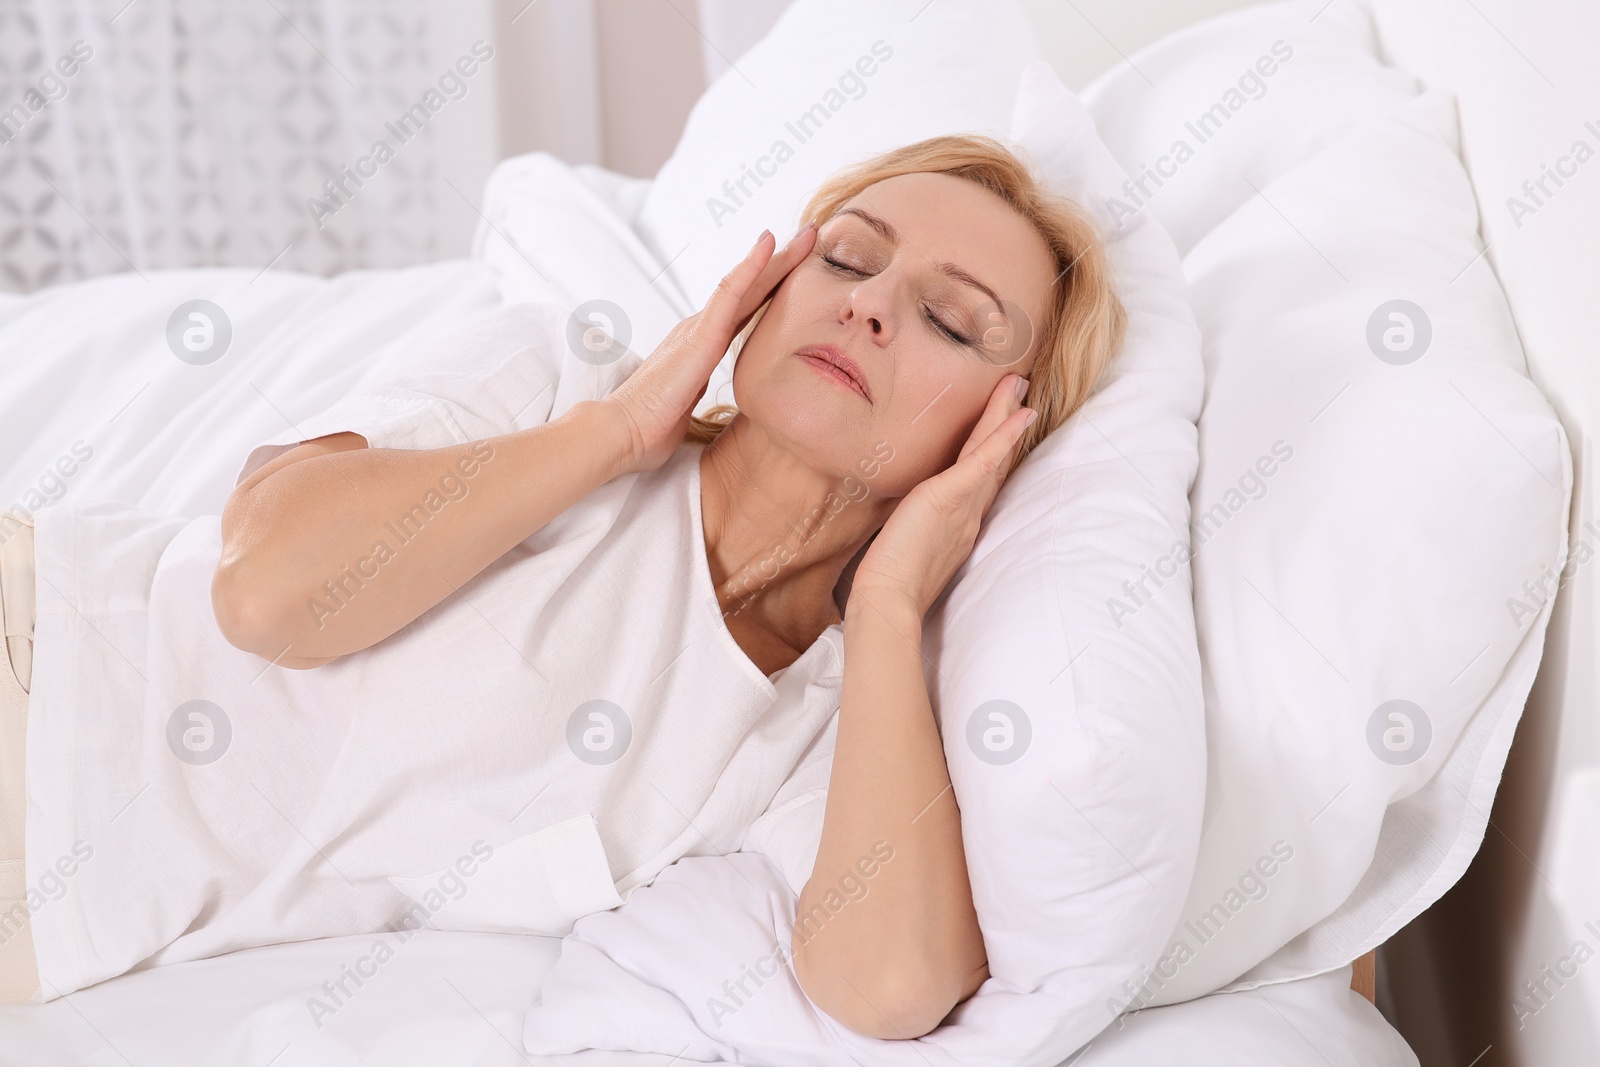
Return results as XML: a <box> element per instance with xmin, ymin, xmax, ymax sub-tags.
<box><xmin>841</xmin><ymin>281</ymin><xmax>895</xmax><ymax>345</ymax></box>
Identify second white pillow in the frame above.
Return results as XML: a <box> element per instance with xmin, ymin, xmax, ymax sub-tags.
<box><xmin>1138</xmin><ymin>89</ymin><xmax>1570</xmax><ymax>1007</ymax></box>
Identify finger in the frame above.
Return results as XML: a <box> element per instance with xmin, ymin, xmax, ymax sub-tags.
<box><xmin>956</xmin><ymin>373</ymin><xmax>1028</xmax><ymax>463</ymax></box>
<box><xmin>951</xmin><ymin>404</ymin><xmax>1035</xmax><ymax>505</ymax></box>
<box><xmin>701</xmin><ymin>228</ymin><xmax>790</xmax><ymax>338</ymax></box>
<box><xmin>732</xmin><ymin>223</ymin><xmax>818</xmax><ymax>332</ymax></box>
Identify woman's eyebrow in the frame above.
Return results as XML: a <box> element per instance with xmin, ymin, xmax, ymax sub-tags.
<box><xmin>833</xmin><ymin>206</ymin><xmax>1007</xmax><ymax>315</ymax></box>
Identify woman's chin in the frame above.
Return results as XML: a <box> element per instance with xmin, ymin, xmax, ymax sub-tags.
<box><xmin>746</xmin><ymin>401</ymin><xmax>867</xmax><ymax>466</ymax></box>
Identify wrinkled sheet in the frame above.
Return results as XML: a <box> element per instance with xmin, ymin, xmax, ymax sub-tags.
<box><xmin>0</xmin><ymin>923</ymin><xmax>1412</xmax><ymax>1066</ymax></box>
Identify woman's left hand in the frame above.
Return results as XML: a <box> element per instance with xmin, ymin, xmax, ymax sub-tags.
<box><xmin>851</xmin><ymin>373</ymin><xmax>1036</xmax><ymax>618</ymax></box>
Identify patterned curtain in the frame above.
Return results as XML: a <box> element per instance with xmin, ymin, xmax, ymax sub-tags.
<box><xmin>0</xmin><ymin>0</ymin><xmax>489</xmax><ymax>292</ymax></box>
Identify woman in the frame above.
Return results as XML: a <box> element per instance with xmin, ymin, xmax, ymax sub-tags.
<box><xmin>0</xmin><ymin>133</ymin><xmax>1122</xmax><ymax>1038</ymax></box>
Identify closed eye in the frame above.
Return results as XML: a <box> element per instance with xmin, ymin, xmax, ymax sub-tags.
<box><xmin>820</xmin><ymin>253</ymin><xmax>974</xmax><ymax>347</ymax></box>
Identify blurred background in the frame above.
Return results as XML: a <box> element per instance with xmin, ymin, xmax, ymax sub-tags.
<box><xmin>0</xmin><ymin>0</ymin><xmax>1259</xmax><ymax>291</ymax></box>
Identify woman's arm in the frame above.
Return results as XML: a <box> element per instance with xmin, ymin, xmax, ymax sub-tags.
<box><xmin>214</xmin><ymin>225</ymin><xmax>818</xmax><ymax>668</ymax></box>
<box><xmin>790</xmin><ymin>372</ymin><xmax>1036</xmax><ymax>1039</ymax></box>
<box><xmin>790</xmin><ymin>587</ymin><xmax>988</xmax><ymax>1039</ymax></box>
<box><xmin>213</xmin><ymin>402</ymin><xmax>635</xmax><ymax>665</ymax></box>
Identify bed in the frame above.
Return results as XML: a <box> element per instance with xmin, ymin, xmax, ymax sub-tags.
<box><xmin>0</xmin><ymin>247</ymin><xmax>1410</xmax><ymax>1067</ymax></box>
<box><xmin>0</xmin><ymin>0</ymin><xmax>1589</xmax><ymax>1063</ymax></box>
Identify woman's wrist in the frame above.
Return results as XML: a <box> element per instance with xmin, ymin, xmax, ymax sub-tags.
<box><xmin>843</xmin><ymin>581</ymin><xmax>925</xmax><ymax>638</ymax></box>
<box><xmin>565</xmin><ymin>399</ymin><xmax>642</xmax><ymax>481</ymax></box>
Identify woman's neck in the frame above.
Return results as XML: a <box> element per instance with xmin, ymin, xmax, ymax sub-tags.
<box><xmin>698</xmin><ymin>416</ymin><xmax>894</xmax><ymax>655</ymax></box>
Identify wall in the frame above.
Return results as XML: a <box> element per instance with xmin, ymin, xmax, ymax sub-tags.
<box><xmin>1020</xmin><ymin>0</ymin><xmax>1260</xmax><ymax>89</ymax></box>
<box><xmin>491</xmin><ymin>0</ymin><xmax>1266</xmax><ymax>184</ymax></box>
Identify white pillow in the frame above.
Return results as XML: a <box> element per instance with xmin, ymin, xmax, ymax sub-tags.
<box><xmin>1137</xmin><ymin>89</ymin><xmax>1570</xmax><ymax>1007</ymax></box>
<box><xmin>1079</xmin><ymin>0</ymin><xmax>1420</xmax><ymax>256</ymax></box>
<box><xmin>631</xmin><ymin>0</ymin><xmax>1040</xmax><ymax>418</ymax></box>
<box><xmin>522</xmin><ymin>51</ymin><xmax>1209</xmax><ymax>1067</ymax></box>
<box><xmin>470</xmin><ymin>150</ymin><xmax>690</xmax><ymax>348</ymax></box>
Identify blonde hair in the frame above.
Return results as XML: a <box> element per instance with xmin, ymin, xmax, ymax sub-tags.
<box><xmin>685</xmin><ymin>133</ymin><xmax>1126</xmax><ymax>467</ymax></box>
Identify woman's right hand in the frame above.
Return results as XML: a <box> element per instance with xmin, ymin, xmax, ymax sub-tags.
<box><xmin>602</xmin><ymin>223</ymin><xmax>818</xmax><ymax>475</ymax></box>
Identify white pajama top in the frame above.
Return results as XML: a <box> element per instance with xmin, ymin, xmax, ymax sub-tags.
<box><xmin>23</xmin><ymin>302</ymin><xmax>843</xmax><ymax>1000</ymax></box>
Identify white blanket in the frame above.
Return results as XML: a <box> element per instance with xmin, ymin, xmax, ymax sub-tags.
<box><xmin>0</xmin><ymin>142</ymin><xmax>685</xmax><ymax>523</ymax></box>
<box><xmin>0</xmin><ymin>261</ymin><xmax>504</xmax><ymax>521</ymax></box>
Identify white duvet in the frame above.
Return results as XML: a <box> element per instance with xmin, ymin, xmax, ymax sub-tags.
<box><xmin>0</xmin><ymin>148</ymin><xmax>686</xmax><ymax>527</ymax></box>
<box><xmin>0</xmin><ymin>260</ymin><xmax>505</xmax><ymax>524</ymax></box>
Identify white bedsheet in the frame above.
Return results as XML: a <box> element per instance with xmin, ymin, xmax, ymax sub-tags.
<box><xmin>0</xmin><ymin>925</ymin><xmax>1413</xmax><ymax>1066</ymax></box>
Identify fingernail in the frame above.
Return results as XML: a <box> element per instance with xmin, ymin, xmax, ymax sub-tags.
<box><xmin>1023</xmin><ymin>407</ymin><xmax>1038</xmax><ymax>428</ymax></box>
<box><xmin>1013</xmin><ymin>376</ymin><xmax>1030</xmax><ymax>402</ymax></box>
<box><xmin>754</xmin><ymin>229</ymin><xmax>772</xmax><ymax>247</ymax></box>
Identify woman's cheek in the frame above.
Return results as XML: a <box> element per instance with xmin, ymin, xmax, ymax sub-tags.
<box><xmin>874</xmin><ymin>422</ymin><xmax>951</xmax><ymax>493</ymax></box>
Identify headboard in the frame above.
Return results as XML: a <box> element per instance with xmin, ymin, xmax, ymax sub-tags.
<box><xmin>1358</xmin><ymin>1</ymin><xmax>1600</xmax><ymax>1063</ymax></box>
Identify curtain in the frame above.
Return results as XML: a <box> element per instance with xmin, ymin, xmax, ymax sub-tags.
<box><xmin>0</xmin><ymin>0</ymin><xmax>496</xmax><ymax>292</ymax></box>
<box><xmin>0</xmin><ymin>0</ymin><xmax>790</xmax><ymax>294</ymax></box>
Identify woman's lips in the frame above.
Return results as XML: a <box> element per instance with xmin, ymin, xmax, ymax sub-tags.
<box><xmin>794</xmin><ymin>344</ymin><xmax>870</xmax><ymax>401</ymax></box>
